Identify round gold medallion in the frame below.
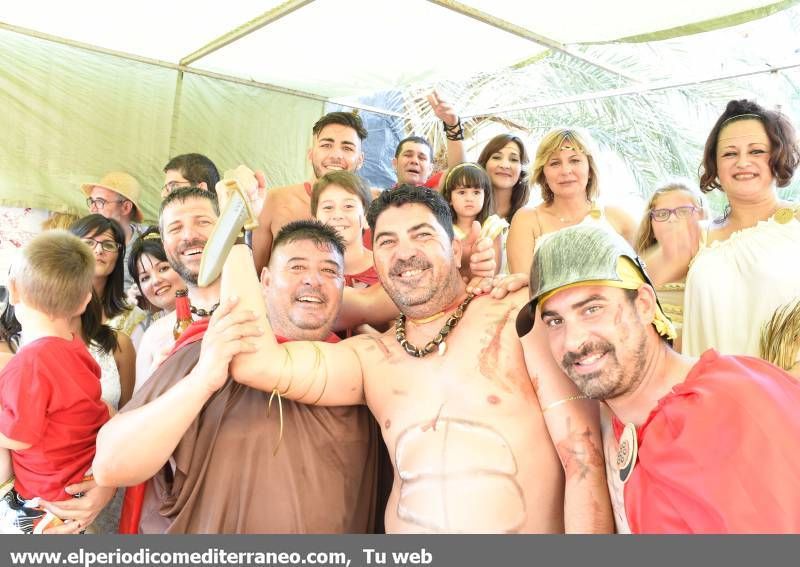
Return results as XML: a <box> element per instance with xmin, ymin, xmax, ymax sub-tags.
<box><xmin>616</xmin><ymin>422</ymin><xmax>638</xmax><ymax>485</ymax></box>
<box><xmin>589</xmin><ymin>208</ymin><xmax>602</xmax><ymax>220</ymax></box>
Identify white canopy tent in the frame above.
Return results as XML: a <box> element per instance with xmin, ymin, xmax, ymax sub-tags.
<box><xmin>1</xmin><ymin>0</ymin><xmax>799</xmax><ymax>221</ymax></box>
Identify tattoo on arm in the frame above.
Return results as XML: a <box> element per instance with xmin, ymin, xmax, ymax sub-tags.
<box><xmin>556</xmin><ymin>418</ymin><xmax>605</xmax><ymax>482</ymax></box>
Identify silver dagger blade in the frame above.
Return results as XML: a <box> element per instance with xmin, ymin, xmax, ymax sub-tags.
<box><xmin>197</xmin><ymin>187</ymin><xmax>249</xmax><ymax>288</ymax></box>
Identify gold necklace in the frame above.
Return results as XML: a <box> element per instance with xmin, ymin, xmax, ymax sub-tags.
<box><xmin>555</xmin><ymin>203</ymin><xmax>599</xmax><ymax>223</ymax></box>
<box><xmin>395</xmin><ymin>294</ymin><xmax>475</xmax><ymax>357</ymax></box>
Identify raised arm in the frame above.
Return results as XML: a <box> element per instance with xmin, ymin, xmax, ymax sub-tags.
<box><xmin>114</xmin><ymin>331</ymin><xmax>136</xmax><ymax>407</ymax></box>
<box><xmin>252</xmin><ymin>190</ymin><xmax>276</xmax><ymax>275</ymax></box>
<box><xmin>224</xmin><ymin>243</ymin><xmax>367</xmax><ymax>407</ymax></box>
<box><xmin>606</xmin><ymin>205</ymin><xmax>638</xmax><ymax>246</ymax></box>
<box><xmin>520</xmin><ymin>315</ymin><xmax>613</xmax><ymax>533</ymax></box>
<box><xmin>639</xmin><ymin>216</ymin><xmax>700</xmax><ymax>286</ymax></box>
<box><xmin>427</xmin><ymin>90</ymin><xmax>465</xmax><ymax>170</ymax></box>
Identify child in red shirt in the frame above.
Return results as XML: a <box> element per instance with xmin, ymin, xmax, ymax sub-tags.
<box><xmin>0</xmin><ymin>231</ymin><xmax>110</xmax><ymax>533</ymax></box>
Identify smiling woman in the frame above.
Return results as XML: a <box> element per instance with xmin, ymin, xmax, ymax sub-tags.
<box><xmin>128</xmin><ymin>227</ymin><xmax>185</xmax><ymax>319</ymax></box>
<box><xmin>67</xmin><ymin>215</ymin><xmax>138</xmax><ymax>409</ymax></box>
<box><xmin>681</xmin><ymin>99</ymin><xmax>800</xmax><ymax>357</ymax></box>
<box><xmin>506</xmin><ymin>128</ymin><xmax>637</xmax><ymax>277</ymax></box>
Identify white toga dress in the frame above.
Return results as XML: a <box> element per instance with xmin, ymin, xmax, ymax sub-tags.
<box><xmin>682</xmin><ymin>212</ymin><xmax>800</xmax><ymax>357</ymax></box>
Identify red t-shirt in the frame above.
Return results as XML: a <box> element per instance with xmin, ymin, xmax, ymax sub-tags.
<box><xmin>0</xmin><ymin>335</ymin><xmax>109</xmax><ymax>501</ymax></box>
<box><xmin>614</xmin><ymin>349</ymin><xmax>800</xmax><ymax>533</ymax></box>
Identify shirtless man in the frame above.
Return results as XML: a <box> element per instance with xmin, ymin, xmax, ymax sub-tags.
<box><xmin>251</xmin><ymin>111</ymin><xmax>367</xmax><ymax>273</ymax></box>
<box><xmin>252</xmin><ymin>93</ymin><xmax>465</xmax><ymax>273</ymax></box>
<box><xmin>222</xmin><ymin>185</ymin><xmax>612</xmax><ymax>533</ymax></box>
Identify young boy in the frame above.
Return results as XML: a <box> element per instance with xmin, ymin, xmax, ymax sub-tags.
<box><xmin>0</xmin><ymin>231</ymin><xmax>110</xmax><ymax>533</ymax></box>
<box><xmin>311</xmin><ymin>171</ymin><xmax>376</xmax><ymax>288</ymax></box>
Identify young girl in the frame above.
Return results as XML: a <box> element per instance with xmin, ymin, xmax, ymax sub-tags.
<box><xmin>442</xmin><ymin>163</ymin><xmax>508</xmax><ymax>276</ymax></box>
<box><xmin>634</xmin><ymin>180</ymin><xmax>706</xmax><ymax>349</ymax></box>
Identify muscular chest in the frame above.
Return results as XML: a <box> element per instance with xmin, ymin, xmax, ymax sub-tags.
<box><xmin>362</xmin><ymin>301</ymin><xmax>537</xmax><ymax>431</ymax></box>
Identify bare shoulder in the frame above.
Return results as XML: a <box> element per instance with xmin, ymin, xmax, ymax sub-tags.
<box><xmin>604</xmin><ymin>205</ymin><xmax>638</xmax><ymax>242</ymax></box>
<box><xmin>510</xmin><ymin>205</ymin><xmax>537</xmax><ymax>224</ymax></box>
<box><xmin>267</xmin><ymin>183</ymin><xmax>306</xmax><ymax>202</ymax></box>
<box><xmin>483</xmin><ymin>288</ymin><xmax>529</xmax><ymax>311</ymax></box>
<box><xmin>605</xmin><ymin>204</ymin><xmax>633</xmax><ymax>219</ymax></box>
<box><xmin>115</xmin><ymin>331</ymin><xmax>134</xmax><ymax>354</ymax></box>
<box><xmin>344</xmin><ymin>331</ymin><xmax>395</xmax><ymax>361</ymax></box>
<box><xmin>604</xmin><ymin>205</ymin><xmax>637</xmax><ymax>226</ymax></box>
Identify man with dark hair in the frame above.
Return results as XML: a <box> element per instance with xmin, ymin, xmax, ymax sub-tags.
<box><xmin>162</xmin><ymin>153</ymin><xmax>221</xmax><ymax>198</ymax></box>
<box><xmin>392</xmin><ymin>92</ymin><xmax>466</xmax><ymax>190</ymax></box>
<box><xmin>516</xmin><ymin>225</ymin><xmax>800</xmax><ymax>533</ymax></box>
<box><xmin>94</xmin><ymin>196</ymin><xmax>381</xmax><ymax>534</ymax></box>
<box><xmin>393</xmin><ymin>136</ymin><xmax>434</xmax><ymax>187</ymax></box>
<box><xmin>221</xmin><ymin>185</ymin><xmax>612</xmax><ymax>533</ymax></box>
<box><xmin>251</xmin><ymin>111</ymin><xmax>368</xmax><ymax>274</ymax></box>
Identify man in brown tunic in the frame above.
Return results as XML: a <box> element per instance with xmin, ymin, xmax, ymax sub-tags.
<box><xmin>223</xmin><ymin>185</ymin><xmax>613</xmax><ymax>533</ymax></box>
<box><xmin>93</xmin><ymin>189</ymin><xmax>379</xmax><ymax>533</ymax></box>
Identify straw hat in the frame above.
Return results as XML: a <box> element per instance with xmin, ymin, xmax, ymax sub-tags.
<box><xmin>80</xmin><ymin>171</ymin><xmax>143</xmax><ymax>222</ymax></box>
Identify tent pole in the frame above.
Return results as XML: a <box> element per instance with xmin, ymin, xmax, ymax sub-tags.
<box><xmin>179</xmin><ymin>0</ymin><xmax>316</xmax><ymax>66</ymax></box>
<box><xmin>168</xmin><ymin>71</ymin><xmax>185</xmax><ymax>160</ymax></box>
<box><xmin>463</xmin><ymin>60</ymin><xmax>800</xmax><ymax>117</ymax></box>
<box><xmin>425</xmin><ymin>0</ymin><xmax>637</xmax><ymax>82</ymax></box>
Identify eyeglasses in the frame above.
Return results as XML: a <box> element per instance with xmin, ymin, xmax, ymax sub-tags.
<box><xmin>82</xmin><ymin>238</ymin><xmax>121</xmax><ymax>253</ymax></box>
<box><xmin>86</xmin><ymin>197</ymin><xmax>126</xmax><ymax>210</ymax></box>
<box><xmin>650</xmin><ymin>206</ymin><xmax>698</xmax><ymax>222</ymax></box>
<box><xmin>161</xmin><ymin>180</ymin><xmax>193</xmax><ymax>195</ymax></box>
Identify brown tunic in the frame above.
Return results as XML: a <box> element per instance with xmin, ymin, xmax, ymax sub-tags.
<box><xmin>123</xmin><ymin>340</ymin><xmax>380</xmax><ymax>533</ymax></box>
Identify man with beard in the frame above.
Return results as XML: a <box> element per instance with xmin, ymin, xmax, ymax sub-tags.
<box><xmin>515</xmin><ymin>225</ymin><xmax>800</xmax><ymax>533</ymax></box>
<box><xmin>94</xmin><ymin>189</ymin><xmax>380</xmax><ymax>533</ymax></box>
<box><xmin>220</xmin><ymin>185</ymin><xmax>612</xmax><ymax>533</ymax></box>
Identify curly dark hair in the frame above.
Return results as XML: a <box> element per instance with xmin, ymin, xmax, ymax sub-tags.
<box><xmin>699</xmin><ymin>99</ymin><xmax>799</xmax><ymax>192</ymax></box>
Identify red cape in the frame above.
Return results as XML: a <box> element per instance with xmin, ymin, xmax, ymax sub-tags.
<box><xmin>614</xmin><ymin>349</ymin><xmax>800</xmax><ymax>533</ymax></box>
